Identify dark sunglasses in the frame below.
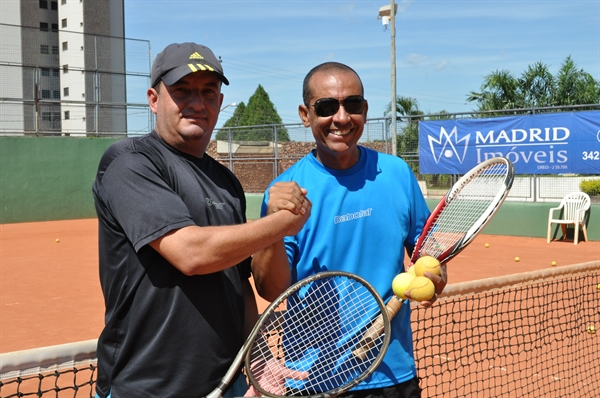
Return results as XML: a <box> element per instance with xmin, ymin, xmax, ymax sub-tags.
<box><xmin>309</xmin><ymin>95</ymin><xmax>366</xmax><ymax>117</ymax></box>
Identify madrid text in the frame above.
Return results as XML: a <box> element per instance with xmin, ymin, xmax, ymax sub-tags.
<box><xmin>475</xmin><ymin>127</ymin><xmax>569</xmax><ymax>170</ymax></box>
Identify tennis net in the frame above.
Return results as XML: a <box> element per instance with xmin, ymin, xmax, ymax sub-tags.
<box><xmin>412</xmin><ymin>260</ymin><xmax>600</xmax><ymax>397</ymax></box>
<box><xmin>0</xmin><ymin>339</ymin><xmax>97</xmax><ymax>397</ymax></box>
<box><xmin>1</xmin><ymin>261</ymin><xmax>598</xmax><ymax>397</ymax></box>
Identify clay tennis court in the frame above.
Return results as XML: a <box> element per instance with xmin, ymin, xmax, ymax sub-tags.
<box><xmin>1</xmin><ymin>218</ymin><xmax>598</xmax><ymax>354</ymax></box>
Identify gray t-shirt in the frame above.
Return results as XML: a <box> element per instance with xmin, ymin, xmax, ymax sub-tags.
<box><xmin>93</xmin><ymin>131</ymin><xmax>250</xmax><ymax>398</ymax></box>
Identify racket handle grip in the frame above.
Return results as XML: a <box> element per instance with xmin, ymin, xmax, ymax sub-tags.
<box><xmin>352</xmin><ymin>295</ymin><xmax>403</xmax><ymax>360</ymax></box>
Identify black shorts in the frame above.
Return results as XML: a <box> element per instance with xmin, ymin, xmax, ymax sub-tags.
<box><xmin>338</xmin><ymin>377</ymin><xmax>422</xmax><ymax>398</ymax></box>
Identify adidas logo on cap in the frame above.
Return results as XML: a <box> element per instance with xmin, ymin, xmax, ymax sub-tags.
<box><xmin>189</xmin><ymin>52</ymin><xmax>204</xmax><ymax>60</ymax></box>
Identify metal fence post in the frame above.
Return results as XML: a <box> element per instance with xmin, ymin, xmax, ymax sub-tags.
<box><xmin>273</xmin><ymin>124</ymin><xmax>279</xmax><ymax>179</ymax></box>
<box><xmin>228</xmin><ymin>128</ymin><xmax>233</xmax><ymax>170</ymax></box>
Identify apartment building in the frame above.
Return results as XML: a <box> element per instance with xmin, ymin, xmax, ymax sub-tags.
<box><xmin>0</xmin><ymin>0</ymin><xmax>126</xmax><ymax>135</ymax></box>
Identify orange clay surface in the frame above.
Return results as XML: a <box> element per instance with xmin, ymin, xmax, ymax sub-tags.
<box><xmin>1</xmin><ymin>219</ymin><xmax>598</xmax><ymax>353</ymax></box>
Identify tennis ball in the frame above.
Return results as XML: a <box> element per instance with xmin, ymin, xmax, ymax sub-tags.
<box><xmin>597</xmin><ymin>283</ymin><xmax>600</xmax><ymax>290</ymax></box>
<box><xmin>414</xmin><ymin>256</ymin><xmax>441</xmax><ymax>277</ymax></box>
<box><xmin>587</xmin><ymin>325</ymin><xmax>596</xmax><ymax>334</ymax></box>
<box><xmin>514</xmin><ymin>257</ymin><xmax>520</xmax><ymax>262</ymax></box>
<box><xmin>485</xmin><ymin>243</ymin><xmax>489</xmax><ymax>248</ymax></box>
<box><xmin>406</xmin><ymin>276</ymin><xmax>435</xmax><ymax>302</ymax></box>
<box><xmin>56</xmin><ymin>238</ymin><xmax>60</xmax><ymax>243</ymax></box>
<box><xmin>407</xmin><ymin>266</ymin><xmax>416</xmax><ymax>277</ymax></box>
<box><xmin>551</xmin><ymin>261</ymin><xmax>557</xmax><ymax>266</ymax></box>
<box><xmin>392</xmin><ymin>273</ymin><xmax>415</xmax><ymax>300</ymax></box>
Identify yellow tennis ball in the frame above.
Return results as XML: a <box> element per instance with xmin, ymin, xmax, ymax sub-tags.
<box><xmin>551</xmin><ymin>261</ymin><xmax>557</xmax><ymax>266</ymax></box>
<box><xmin>56</xmin><ymin>238</ymin><xmax>60</xmax><ymax>243</ymax></box>
<box><xmin>407</xmin><ymin>266</ymin><xmax>416</xmax><ymax>277</ymax></box>
<box><xmin>406</xmin><ymin>276</ymin><xmax>435</xmax><ymax>302</ymax></box>
<box><xmin>392</xmin><ymin>273</ymin><xmax>415</xmax><ymax>300</ymax></box>
<box><xmin>414</xmin><ymin>256</ymin><xmax>441</xmax><ymax>277</ymax></box>
<box><xmin>485</xmin><ymin>243</ymin><xmax>489</xmax><ymax>248</ymax></box>
<box><xmin>515</xmin><ymin>257</ymin><xmax>520</xmax><ymax>262</ymax></box>
<box><xmin>588</xmin><ymin>325</ymin><xmax>596</xmax><ymax>334</ymax></box>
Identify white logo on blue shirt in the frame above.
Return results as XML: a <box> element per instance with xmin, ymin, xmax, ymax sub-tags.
<box><xmin>333</xmin><ymin>208</ymin><xmax>372</xmax><ymax>224</ymax></box>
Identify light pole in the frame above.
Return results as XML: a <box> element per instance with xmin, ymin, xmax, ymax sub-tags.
<box><xmin>220</xmin><ymin>102</ymin><xmax>237</xmax><ymax>112</ymax></box>
<box><xmin>379</xmin><ymin>2</ymin><xmax>398</xmax><ymax>156</ymax></box>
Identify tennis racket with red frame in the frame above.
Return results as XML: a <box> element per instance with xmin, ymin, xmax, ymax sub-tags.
<box><xmin>409</xmin><ymin>156</ymin><xmax>514</xmax><ymax>266</ymax></box>
<box><xmin>353</xmin><ymin>157</ymin><xmax>514</xmax><ymax>359</ymax></box>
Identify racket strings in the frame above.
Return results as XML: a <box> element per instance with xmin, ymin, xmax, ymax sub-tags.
<box><xmin>247</xmin><ymin>275</ymin><xmax>386</xmax><ymax>396</ymax></box>
<box><xmin>420</xmin><ymin>163</ymin><xmax>509</xmax><ymax>258</ymax></box>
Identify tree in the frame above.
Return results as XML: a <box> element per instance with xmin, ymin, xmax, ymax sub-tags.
<box><xmin>467</xmin><ymin>56</ymin><xmax>600</xmax><ymax>112</ymax></box>
<box><xmin>520</xmin><ymin>61</ymin><xmax>554</xmax><ymax>108</ymax></box>
<box><xmin>466</xmin><ymin>69</ymin><xmax>521</xmax><ymax>111</ymax></box>
<box><xmin>385</xmin><ymin>96</ymin><xmax>422</xmax><ymax>119</ymax></box>
<box><xmin>216</xmin><ymin>85</ymin><xmax>289</xmax><ymax>141</ymax></box>
<box><xmin>384</xmin><ymin>96</ymin><xmax>424</xmax><ymax>154</ymax></box>
<box><xmin>384</xmin><ymin>97</ymin><xmax>454</xmax><ymax>185</ymax></box>
<box><xmin>222</xmin><ymin>101</ymin><xmax>246</xmax><ymax>128</ymax></box>
<box><xmin>215</xmin><ymin>102</ymin><xmax>246</xmax><ymax>141</ymax></box>
<box><xmin>554</xmin><ymin>56</ymin><xmax>600</xmax><ymax>106</ymax></box>
<box><xmin>428</xmin><ymin>110</ymin><xmax>452</xmax><ymax>120</ymax></box>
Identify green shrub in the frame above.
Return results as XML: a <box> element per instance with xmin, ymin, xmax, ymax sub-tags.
<box><xmin>580</xmin><ymin>179</ymin><xmax>600</xmax><ymax>196</ymax></box>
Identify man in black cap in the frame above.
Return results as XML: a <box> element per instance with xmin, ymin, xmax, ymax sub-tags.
<box><xmin>92</xmin><ymin>42</ymin><xmax>311</xmax><ymax>398</ymax></box>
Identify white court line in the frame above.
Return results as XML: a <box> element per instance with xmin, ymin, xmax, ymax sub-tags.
<box><xmin>434</xmin><ymin>355</ymin><xmax>467</xmax><ymax>365</ymax></box>
<box><xmin>488</xmin><ymin>366</ymin><xmax>507</xmax><ymax>372</ymax></box>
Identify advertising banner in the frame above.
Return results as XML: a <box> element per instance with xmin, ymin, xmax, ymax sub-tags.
<box><xmin>419</xmin><ymin>110</ymin><xmax>600</xmax><ymax>174</ymax></box>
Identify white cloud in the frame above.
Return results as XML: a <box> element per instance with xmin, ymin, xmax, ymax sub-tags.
<box><xmin>405</xmin><ymin>53</ymin><xmax>430</xmax><ymax>66</ymax></box>
<box><xmin>435</xmin><ymin>60</ymin><xmax>450</xmax><ymax>70</ymax></box>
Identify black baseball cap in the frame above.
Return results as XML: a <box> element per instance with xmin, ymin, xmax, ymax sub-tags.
<box><xmin>150</xmin><ymin>42</ymin><xmax>229</xmax><ymax>88</ymax></box>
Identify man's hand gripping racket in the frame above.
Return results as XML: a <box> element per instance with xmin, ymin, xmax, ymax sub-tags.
<box><xmin>206</xmin><ymin>271</ymin><xmax>392</xmax><ymax>398</ymax></box>
<box><xmin>353</xmin><ymin>157</ymin><xmax>515</xmax><ymax>359</ymax></box>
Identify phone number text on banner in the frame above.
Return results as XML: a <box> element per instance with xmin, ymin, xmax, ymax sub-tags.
<box><xmin>418</xmin><ymin>110</ymin><xmax>600</xmax><ymax>175</ymax></box>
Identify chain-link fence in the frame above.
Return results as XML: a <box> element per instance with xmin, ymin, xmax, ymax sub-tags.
<box><xmin>209</xmin><ymin>107</ymin><xmax>599</xmax><ymax>198</ymax></box>
<box><xmin>0</xmin><ymin>23</ymin><xmax>152</xmax><ymax>136</ymax></box>
<box><xmin>1</xmin><ymin>24</ymin><xmax>597</xmax><ymax>200</ymax></box>
<box><xmin>207</xmin><ymin>121</ymin><xmax>391</xmax><ymax>193</ymax></box>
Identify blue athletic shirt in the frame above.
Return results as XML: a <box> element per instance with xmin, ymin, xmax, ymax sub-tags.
<box><xmin>261</xmin><ymin>146</ymin><xmax>430</xmax><ymax>390</ymax></box>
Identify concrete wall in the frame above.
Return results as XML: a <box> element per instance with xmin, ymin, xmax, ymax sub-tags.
<box><xmin>246</xmin><ymin>196</ymin><xmax>599</xmax><ymax>240</ymax></box>
<box><xmin>1</xmin><ymin>137</ymin><xmax>598</xmax><ymax>241</ymax></box>
<box><xmin>424</xmin><ymin>199</ymin><xmax>599</xmax><ymax>241</ymax></box>
<box><xmin>0</xmin><ymin>137</ymin><xmax>118</xmax><ymax>223</ymax></box>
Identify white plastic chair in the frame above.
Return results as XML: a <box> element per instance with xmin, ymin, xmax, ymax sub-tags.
<box><xmin>547</xmin><ymin>192</ymin><xmax>591</xmax><ymax>245</ymax></box>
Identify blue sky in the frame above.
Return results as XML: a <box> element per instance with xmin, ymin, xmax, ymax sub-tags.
<box><xmin>124</xmin><ymin>0</ymin><xmax>600</xmax><ymax>129</ymax></box>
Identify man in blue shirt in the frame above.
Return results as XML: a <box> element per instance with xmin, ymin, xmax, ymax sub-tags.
<box><xmin>261</xmin><ymin>62</ymin><xmax>447</xmax><ymax>397</ymax></box>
